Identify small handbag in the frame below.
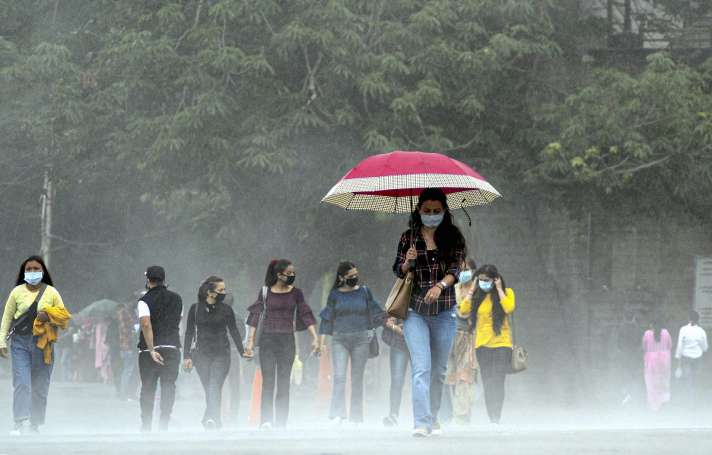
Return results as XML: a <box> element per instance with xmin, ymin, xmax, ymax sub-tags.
<box><xmin>385</xmin><ymin>271</ymin><xmax>413</xmax><ymax>320</ymax></box>
<box><xmin>509</xmin><ymin>313</ymin><xmax>528</xmax><ymax>374</ymax></box>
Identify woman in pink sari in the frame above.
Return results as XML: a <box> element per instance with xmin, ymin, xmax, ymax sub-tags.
<box><xmin>642</xmin><ymin>322</ymin><xmax>672</xmax><ymax>411</ymax></box>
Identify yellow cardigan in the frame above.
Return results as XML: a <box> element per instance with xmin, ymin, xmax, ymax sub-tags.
<box><xmin>460</xmin><ymin>288</ymin><xmax>516</xmax><ymax>349</ymax></box>
<box><xmin>33</xmin><ymin>306</ymin><xmax>72</xmax><ymax>365</ymax></box>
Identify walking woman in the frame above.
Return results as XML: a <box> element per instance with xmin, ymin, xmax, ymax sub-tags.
<box><xmin>382</xmin><ymin>317</ymin><xmax>409</xmax><ymax>427</ymax></box>
<box><xmin>393</xmin><ymin>188</ymin><xmax>467</xmax><ymax>437</ymax></box>
<box><xmin>183</xmin><ymin>276</ymin><xmax>247</xmax><ymax>430</ymax></box>
<box><xmin>244</xmin><ymin>259</ymin><xmax>319</xmax><ymax>429</ymax></box>
<box><xmin>318</xmin><ymin>261</ymin><xmax>384</xmax><ymax>424</ymax></box>
<box><xmin>642</xmin><ymin>321</ymin><xmax>672</xmax><ymax>412</ymax></box>
<box><xmin>469</xmin><ymin>264</ymin><xmax>516</xmax><ymax>424</ymax></box>
<box><xmin>0</xmin><ymin>256</ymin><xmax>69</xmax><ymax>435</ymax></box>
<box><xmin>446</xmin><ymin>258</ymin><xmax>479</xmax><ymax>425</ymax></box>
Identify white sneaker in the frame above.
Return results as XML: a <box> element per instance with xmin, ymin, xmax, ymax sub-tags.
<box><xmin>204</xmin><ymin>419</ymin><xmax>217</xmax><ymax>431</ymax></box>
<box><xmin>412</xmin><ymin>427</ymin><xmax>430</xmax><ymax>438</ymax></box>
<box><xmin>330</xmin><ymin>417</ymin><xmax>345</xmax><ymax>426</ymax></box>
<box><xmin>431</xmin><ymin>422</ymin><xmax>442</xmax><ymax>436</ymax></box>
<box><xmin>621</xmin><ymin>394</ymin><xmax>632</xmax><ymax>406</ymax></box>
<box><xmin>259</xmin><ymin>422</ymin><xmax>273</xmax><ymax>431</ymax></box>
<box><xmin>10</xmin><ymin>421</ymin><xmax>27</xmax><ymax>436</ymax></box>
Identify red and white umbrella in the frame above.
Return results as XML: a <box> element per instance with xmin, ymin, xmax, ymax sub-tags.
<box><xmin>322</xmin><ymin>151</ymin><xmax>501</xmax><ymax>213</ymax></box>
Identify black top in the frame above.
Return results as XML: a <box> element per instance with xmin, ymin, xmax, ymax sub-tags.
<box><xmin>137</xmin><ymin>285</ymin><xmax>183</xmax><ymax>351</ymax></box>
<box><xmin>183</xmin><ymin>301</ymin><xmax>244</xmax><ymax>360</ymax></box>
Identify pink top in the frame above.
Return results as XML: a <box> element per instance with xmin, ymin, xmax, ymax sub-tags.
<box><xmin>642</xmin><ymin>329</ymin><xmax>672</xmax><ymax>353</ymax></box>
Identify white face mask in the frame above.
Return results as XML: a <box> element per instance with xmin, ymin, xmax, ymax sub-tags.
<box><xmin>421</xmin><ymin>213</ymin><xmax>444</xmax><ymax>228</ymax></box>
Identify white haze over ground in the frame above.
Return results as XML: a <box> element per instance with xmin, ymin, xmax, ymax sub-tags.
<box><xmin>0</xmin><ymin>373</ymin><xmax>710</xmax><ymax>454</ymax></box>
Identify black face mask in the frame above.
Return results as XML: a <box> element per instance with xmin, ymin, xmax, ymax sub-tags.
<box><xmin>283</xmin><ymin>275</ymin><xmax>296</xmax><ymax>286</ymax></box>
<box><xmin>214</xmin><ymin>293</ymin><xmax>226</xmax><ymax>304</ymax></box>
<box><xmin>345</xmin><ymin>277</ymin><xmax>359</xmax><ymax>287</ymax></box>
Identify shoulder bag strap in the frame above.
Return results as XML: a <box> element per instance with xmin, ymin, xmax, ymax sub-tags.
<box><xmin>364</xmin><ymin>286</ymin><xmax>373</xmax><ymax>330</ymax></box>
<box><xmin>192</xmin><ymin>304</ymin><xmax>199</xmax><ymax>349</ymax></box>
<box><xmin>7</xmin><ymin>284</ymin><xmax>48</xmax><ymax>339</ymax></box>
<box><xmin>261</xmin><ymin>286</ymin><xmax>268</xmax><ymax>311</ymax></box>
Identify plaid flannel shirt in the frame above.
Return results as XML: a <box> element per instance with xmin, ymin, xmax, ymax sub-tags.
<box><xmin>117</xmin><ymin>306</ymin><xmax>136</xmax><ymax>352</ymax></box>
<box><xmin>393</xmin><ymin>229</ymin><xmax>464</xmax><ymax>316</ymax></box>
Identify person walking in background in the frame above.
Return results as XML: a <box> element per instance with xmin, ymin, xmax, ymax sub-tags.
<box><xmin>675</xmin><ymin>311</ymin><xmax>708</xmax><ymax>406</ymax></box>
<box><xmin>393</xmin><ymin>188</ymin><xmax>467</xmax><ymax>437</ymax></box>
<box><xmin>470</xmin><ymin>265</ymin><xmax>516</xmax><ymax>425</ymax></box>
<box><xmin>244</xmin><ymin>259</ymin><xmax>320</xmax><ymax>429</ymax></box>
<box><xmin>137</xmin><ymin>266</ymin><xmax>183</xmax><ymax>432</ymax></box>
<box><xmin>183</xmin><ymin>276</ymin><xmax>247</xmax><ymax>430</ymax></box>
<box><xmin>616</xmin><ymin>309</ymin><xmax>643</xmax><ymax>407</ymax></box>
<box><xmin>0</xmin><ymin>256</ymin><xmax>68</xmax><ymax>435</ymax></box>
<box><xmin>382</xmin><ymin>317</ymin><xmax>409</xmax><ymax>427</ymax></box>
<box><xmin>446</xmin><ymin>258</ymin><xmax>479</xmax><ymax>425</ymax></box>
<box><xmin>642</xmin><ymin>321</ymin><xmax>672</xmax><ymax>412</ymax></box>
<box><xmin>116</xmin><ymin>303</ymin><xmax>138</xmax><ymax>400</ymax></box>
<box><xmin>319</xmin><ymin>261</ymin><xmax>384</xmax><ymax>424</ymax></box>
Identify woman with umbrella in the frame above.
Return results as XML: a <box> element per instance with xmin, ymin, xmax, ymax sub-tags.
<box><xmin>393</xmin><ymin>188</ymin><xmax>467</xmax><ymax>437</ymax></box>
<box><xmin>322</xmin><ymin>151</ymin><xmax>500</xmax><ymax>436</ymax></box>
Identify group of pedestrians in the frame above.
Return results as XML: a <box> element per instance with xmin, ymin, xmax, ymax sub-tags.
<box><xmin>0</xmin><ymin>188</ymin><xmax>522</xmax><ymax>438</ymax></box>
<box><xmin>619</xmin><ymin>311</ymin><xmax>709</xmax><ymax>412</ymax></box>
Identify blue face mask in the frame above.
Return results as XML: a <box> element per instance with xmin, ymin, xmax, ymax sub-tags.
<box><xmin>421</xmin><ymin>213</ymin><xmax>444</xmax><ymax>228</ymax></box>
<box><xmin>458</xmin><ymin>270</ymin><xmax>473</xmax><ymax>284</ymax></box>
<box><xmin>478</xmin><ymin>279</ymin><xmax>493</xmax><ymax>293</ymax></box>
<box><xmin>25</xmin><ymin>271</ymin><xmax>43</xmax><ymax>286</ymax></box>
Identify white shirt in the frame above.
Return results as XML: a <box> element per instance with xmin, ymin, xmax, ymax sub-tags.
<box><xmin>137</xmin><ymin>300</ymin><xmax>150</xmax><ymax>318</ymax></box>
<box><xmin>675</xmin><ymin>324</ymin><xmax>708</xmax><ymax>359</ymax></box>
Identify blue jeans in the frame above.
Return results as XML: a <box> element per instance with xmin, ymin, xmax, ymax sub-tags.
<box><xmin>388</xmin><ymin>347</ymin><xmax>410</xmax><ymax>417</ymax></box>
<box><xmin>403</xmin><ymin>307</ymin><xmax>456</xmax><ymax>430</ymax></box>
<box><xmin>330</xmin><ymin>331</ymin><xmax>370</xmax><ymax>422</ymax></box>
<box><xmin>119</xmin><ymin>350</ymin><xmax>136</xmax><ymax>399</ymax></box>
<box><xmin>11</xmin><ymin>334</ymin><xmax>54</xmax><ymax>425</ymax></box>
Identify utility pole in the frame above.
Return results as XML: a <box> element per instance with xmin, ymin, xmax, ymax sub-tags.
<box><xmin>40</xmin><ymin>165</ymin><xmax>53</xmax><ymax>268</ymax></box>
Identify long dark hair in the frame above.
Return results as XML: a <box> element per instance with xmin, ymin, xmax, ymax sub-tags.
<box><xmin>469</xmin><ymin>264</ymin><xmax>507</xmax><ymax>335</ymax></box>
<box><xmin>198</xmin><ymin>275</ymin><xmax>224</xmax><ymax>304</ymax></box>
<box><xmin>264</xmin><ymin>259</ymin><xmax>292</xmax><ymax>287</ymax></box>
<box><xmin>410</xmin><ymin>188</ymin><xmax>467</xmax><ymax>264</ymax></box>
<box><xmin>15</xmin><ymin>255</ymin><xmax>54</xmax><ymax>287</ymax></box>
<box><xmin>332</xmin><ymin>261</ymin><xmax>356</xmax><ymax>289</ymax></box>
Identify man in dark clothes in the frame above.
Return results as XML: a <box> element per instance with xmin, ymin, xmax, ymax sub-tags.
<box><xmin>137</xmin><ymin>266</ymin><xmax>183</xmax><ymax>432</ymax></box>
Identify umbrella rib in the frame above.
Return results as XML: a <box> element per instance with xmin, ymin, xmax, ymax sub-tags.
<box><xmin>345</xmin><ymin>192</ymin><xmax>356</xmax><ymax>211</ymax></box>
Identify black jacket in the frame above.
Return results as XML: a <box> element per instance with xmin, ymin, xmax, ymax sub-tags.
<box><xmin>137</xmin><ymin>285</ymin><xmax>183</xmax><ymax>351</ymax></box>
<box><xmin>183</xmin><ymin>301</ymin><xmax>244</xmax><ymax>359</ymax></box>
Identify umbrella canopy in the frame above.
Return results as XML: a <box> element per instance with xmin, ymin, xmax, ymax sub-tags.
<box><xmin>76</xmin><ymin>299</ymin><xmax>121</xmax><ymax>320</ymax></box>
<box><xmin>322</xmin><ymin>151</ymin><xmax>501</xmax><ymax>213</ymax></box>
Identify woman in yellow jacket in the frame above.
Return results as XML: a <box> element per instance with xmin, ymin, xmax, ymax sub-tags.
<box><xmin>0</xmin><ymin>256</ymin><xmax>66</xmax><ymax>435</ymax></box>
<box><xmin>465</xmin><ymin>264</ymin><xmax>515</xmax><ymax>424</ymax></box>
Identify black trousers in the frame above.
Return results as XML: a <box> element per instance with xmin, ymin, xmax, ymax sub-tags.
<box><xmin>228</xmin><ymin>350</ymin><xmax>241</xmax><ymax>419</ymax></box>
<box><xmin>476</xmin><ymin>347</ymin><xmax>511</xmax><ymax>423</ymax></box>
<box><xmin>139</xmin><ymin>348</ymin><xmax>180</xmax><ymax>430</ymax></box>
<box><xmin>259</xmin><ymin>333</ymin><xmax>295</xmax><ymax>427</ymax></box>
<box><xmin>195</xmin><ymin>352</ymin><xmax>231</xmax><ymax>427</ymax></box>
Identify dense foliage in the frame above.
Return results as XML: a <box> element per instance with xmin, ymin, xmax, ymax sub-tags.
<box><xmin>1</xmin><ymin>0</ymin><xmax>710</xmax><ymax>306</ymax></box>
